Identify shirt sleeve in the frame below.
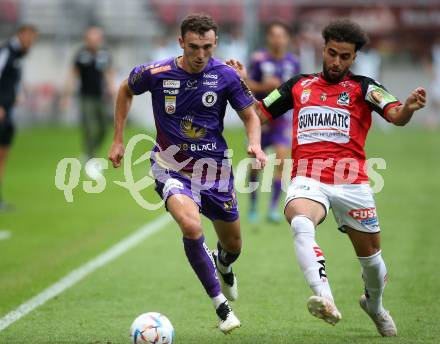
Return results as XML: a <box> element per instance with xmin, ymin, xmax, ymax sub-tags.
<box><xmin>128</xmin><ymin>64</ymin><xmax>152</xmax><ymax>95</ymax></box>
<box><xmin>0</xmin><ymin>47</ymin><xmax>10</xmax><ymax>80</ymax></box>
<box><xmin>361</xmin><ymin>77</ymin><xmax>401</xmax><ymax>121</ymax></box>
<box><xmin>259</xmin><ymin>75</ymin><xmax>300</xmax><ymax>121</ymax></box>
<box><xmin>227</xmin><ymin>67</ymin><xmax>255</xmax><ymax>112</ymax></box>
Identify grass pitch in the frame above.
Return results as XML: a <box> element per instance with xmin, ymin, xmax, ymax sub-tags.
<box><xmin>0</xmin><ymin>125</ymin><xmax>439</xmax><ymax>343</ymax></box>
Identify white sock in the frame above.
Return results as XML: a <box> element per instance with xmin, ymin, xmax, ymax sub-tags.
<box><xmin>291</xmin><ymin>216</ymin><xmax>334</xmax><ymax>301</ymax></box>
<box><xmin>211</xmin><ymin>293</ymin><xmax>228</xmax><ymax>309</ymax></box>
<box><xmin>358</xmin><ymin>250</ymin><xmax>387</xmax><ymax>314</ymax></box>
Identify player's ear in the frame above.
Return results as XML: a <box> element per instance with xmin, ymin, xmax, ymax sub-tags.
<box><xmin>178</xmin><ymin>36</ymin><xmax>184</xmax><ymax>49</ymax></box>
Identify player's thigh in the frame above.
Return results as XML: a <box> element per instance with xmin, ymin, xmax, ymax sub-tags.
<box><xmin>330</xmin><ymin>184</ymin><xmax>381</xmax><ymax>256</ymax></box>
<box><xmin>212</xmin><ymin>218</ymin><xmax>241</xmax><ymax>253</ymax></box>
<box><xmin>152</xmin><ymin>167</ymin><xmax>203</xmax><ymax>239</ymax></box>
<box><xmin>0</xmin><ymin>119</ymin><xmax>15</xmax><ymax>149</ymax></box>
<box><xmin>273</xmin><ymin>144</ymin><xmax>290</xmax><ymax>176</ymax></box>
<box><xmin>331</xmin><ymin>184</ymin><xmax>380</xmax><ymax>233</ymax></box>
<box><xmin>284</xmin><ymin>176</ymin><xmax>329</xmax><ymax>226</ymax></box>
<box><xmin>0</xmin><ymin>146</ymin><xmax>10</xmax><ymax>171</ymax></box>
<box><xmin>166</xmin><ymin>194</ymin><xmax>202</xmax><ymax>239</ymax></box>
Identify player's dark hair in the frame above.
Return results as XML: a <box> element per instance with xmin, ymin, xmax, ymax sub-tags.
<box><xmin>322</xmin><ymin>19</ymin><xmax>368</xmax><ymax>52</ymax></box>
<box><xmin>265</xmin><ymin>20</ymin><xmax>291</xmax><ymax>36</ymax></box>
<box><xmin>180</xmin><ymin>13</ymin><xmax>218</xmax><ymax>38</ymax></box>
<box><xmin>16</xmin><ymin>24</ymin><xmax>38</xmax><ymax>33</ymax></box>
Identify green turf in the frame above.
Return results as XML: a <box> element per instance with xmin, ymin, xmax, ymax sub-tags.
<box><xmin>0</xmin><ymin>125</ymin><xmax>439</xmax><ymax>343</ymax></box>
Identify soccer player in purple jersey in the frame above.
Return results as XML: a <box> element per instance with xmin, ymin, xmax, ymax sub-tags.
<box><xmin>108</xmin><ymin>14</ymin><xmax>266</xmax><ymax>334</ymax></box>
<box><xmin>246</xmin><ymin>21</ymin><xmax>300</xmax><ymax>223</ymax></box>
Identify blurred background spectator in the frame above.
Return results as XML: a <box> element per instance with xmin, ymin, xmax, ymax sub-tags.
<box><xmin>0</xmin><ymin>0</ymin><xmax>436</xmax><ymax>129</ymax></box>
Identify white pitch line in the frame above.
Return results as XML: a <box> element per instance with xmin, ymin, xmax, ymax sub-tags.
<box><xmin>0</xmin><ymin>230</ymin><xmax>11</xmax><ymax>241</ymax></box>
<box><xmin>0</xmin><ymin>214</ymin><xmax>172</xmax><ymax>332</ymax></box>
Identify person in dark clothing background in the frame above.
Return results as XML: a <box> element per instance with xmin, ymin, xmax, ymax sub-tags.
<box><xmin>62</xmin><ymin>26</ymin><xmax>116</xmax><ymax>173</ymax></box>
<box><xmin>0</xmin><ymin>24</ymin><xmax>38</xmax><ymax>209</ymax></box>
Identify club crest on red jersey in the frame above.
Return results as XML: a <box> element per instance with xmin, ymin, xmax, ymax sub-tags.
<box><xmin>337</xmin><ymin>91</ymin><xmax>350</xmax><ymax>106</ymax></box>
<box><xmin>301</xmin><ymin>89</ymin><xmax>312</xmax><ymax>104</ymax></box>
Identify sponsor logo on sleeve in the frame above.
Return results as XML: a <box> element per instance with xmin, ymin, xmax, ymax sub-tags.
<box><xmin>366</xmin><ymin>84</ymin><xmax>398</xmax><ymax>110</ymax></box>
<box><xmin>165</xmin><ymin>96</ymin><xmax>176</xmax><ymax>114</ymax></box>
<box><xmin>263</xmin><ymin>89</ymin><xmax>281</xmax><ymax>107</ymax></box>
<box><xmin>163</xmin><ymin>80</ymin><xmax>180</xmax><ymax>88</ymax></box>
<box><xmin>202</xmin><ymin>91</ymin><xmax>217</xmax><ymax>107</ymax></box>
<box><xmin>337</xmin><ymin>91</ymin><xmax>350</xmax><ymax>106</ymax></box>
<box><xmin>151</xmin><ymin>65</ymin><xmax>171</xmax><ymax>75</ymax></box>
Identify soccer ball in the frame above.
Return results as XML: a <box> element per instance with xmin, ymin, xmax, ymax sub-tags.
<box><xmin>130</xmin><ymin>312</ymin><xmax>174</xmax><ymax>344</ymax></box>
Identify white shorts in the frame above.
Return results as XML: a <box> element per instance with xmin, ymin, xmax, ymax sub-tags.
<box><xmin>285</xmin><ymin>176</ymin><xmax>380</xmax><ymax>233</ymax></box>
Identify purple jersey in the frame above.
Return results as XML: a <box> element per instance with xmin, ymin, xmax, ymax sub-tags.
<box><xmin>128</xmin><ymin>57</ymin><xmax>254</xmax><ymax>174</ymax></box>
<box><xmin>249</xmin><ymin>50</ymin><xmax>300</xmax><ymax>148</ymax></box>
<box><xmin>249</xmin><ymin>49</ymin><xmax>300</xmax><ymax>100</ymax></box>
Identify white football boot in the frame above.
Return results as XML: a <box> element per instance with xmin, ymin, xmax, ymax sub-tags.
<box><xmin>359</xmin><ymin>294</ymin><xmax>397</xmax><ymax>337</ymax></box>
<box><xmin>216</xmin><ymin>301</ymin><xmax>241</xmax><ymax>334</ymax></box>
<box><xmin>307</xmin><ymin>295</ymin><xmax>342</xmax><ymax>326</ymax></box>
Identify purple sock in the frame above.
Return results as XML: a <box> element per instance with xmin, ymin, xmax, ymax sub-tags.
<box><xmin>183</xmin><ymin>236</ymin><xmax>221</xmax><ymax>298</ymax></box>
<box><xmin>270</xmin><ymin>179</ymin><xmax>282</xmax><ymax>210</ymax></box>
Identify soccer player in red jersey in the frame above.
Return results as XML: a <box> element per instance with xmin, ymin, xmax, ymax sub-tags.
<box><xmin>227</xmin><ymin>19</ymin><xmax>426</xmax><ymax>337</ymax></box>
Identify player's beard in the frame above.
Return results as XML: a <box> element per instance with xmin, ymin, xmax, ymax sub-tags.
<box><xmin>322</xmin><ymin>63</ymin><xmax>349</xmax><ymax>83</ymax></box>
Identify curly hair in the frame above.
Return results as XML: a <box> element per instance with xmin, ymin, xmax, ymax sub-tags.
<box><xmin>180</xmin><ymin>13</ymin><xmax>218</xmax><ymax>38</ymax></box>
<box><xmin>322</xmin><ymin>19</ymin><xmax>369</xmax><ymax>52</ymax></box>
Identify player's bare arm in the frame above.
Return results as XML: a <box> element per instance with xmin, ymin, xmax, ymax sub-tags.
<box><xmin>0</xmin><ymin>106</ymin><xmax>5</xmax><ymax>122</ymax></box>
<box><xmin>386</xmin><ymin>87</ymin><xmax>426</xmax><ymax>126</ymax></box>
<box><xmin>61</xmin><ymin>66</ymin><xmax>80</xmax><ymax>110</ymax></box>
<box><xmin>108</xmin><ymin>79</ymin><xmax>133</xmax><ymax>168</ymax></box>
<box><xmin>238</xmin><ymin>105</ymin><xmax>267</xmax><ymax>168</ymax></box>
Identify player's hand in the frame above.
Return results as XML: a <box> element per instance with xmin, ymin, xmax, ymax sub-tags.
<box><xmin>225</xmin><ymin>59</ymin><xmax>248</xmax><ymax>80</ymax></box>
<box><xmin>0</xmin><ymin>107</ymin><xmax>5</xmax><ymax>123</ymax></box>
<box><xmin>108</xmin><ymin>142</ymin><xmax>125</xmax><ymax>168</ymax></box>
<box><xmin>404</xmin><ymin>87</ymin><xmax>426</xmax><ymax>112</ymax></box>
<box><xmin>247</xmin><ymin>144</ymin><xmax>267</xmax><ymax>169</ymax></box>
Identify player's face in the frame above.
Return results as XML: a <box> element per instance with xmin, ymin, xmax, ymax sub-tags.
<box><xmin>179</xmin><ymin>30</ymin><xmax>217</xmax><ymax>73</ymax></box>
<box><xmin>85</xmin><ymin>27</ymin><xmax>104</xmax><ymax>50</ymax></box>
<box><xmin>18</xmin><ymin>30</ymin><xmax>38</xmax><ymax>53</ymax></box>
<box><xmin>322</xmin><ymin>40</ymin><xmax>356</xmax><ymax>83</ymax></box>
<box><xmin>267</xmin><ymin>25</ymin><xmax>290</xmax><ymax>53</ymax></box>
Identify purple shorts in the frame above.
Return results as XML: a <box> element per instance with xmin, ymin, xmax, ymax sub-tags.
<box><xmin>261</xmin><ymin>115</ymin><xmax>292</xmax><ymax>149</ymax></box>
<box><xmin>152</xmin><ymin>164</ymin><xmax>239</xmax><ymax>222</ymax></box>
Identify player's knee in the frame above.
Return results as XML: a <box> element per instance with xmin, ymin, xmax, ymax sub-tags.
<box><xmin>222</xmin><ymin>235</ymin><xmax>242</xmax><ymax>253</ymax></box>
<box><xmin>179</xmin><ymin>216</ymin><xmax>203</xmax><ymax>240</ymax></box>
<box><xmin>291</xmin><ymin>215</ymin><xmax>315</xmax><ymax>238</ymax></box>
